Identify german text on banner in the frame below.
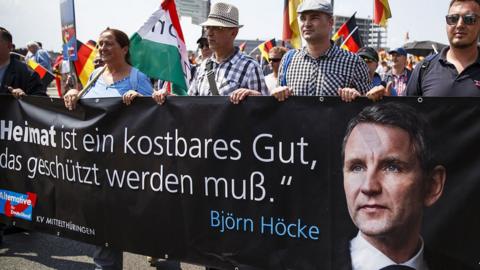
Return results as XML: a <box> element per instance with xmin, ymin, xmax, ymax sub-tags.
<box><xmin>0</xmin><ymin>96</ymin><xmax>479</xmax><ymax>269</ymax></box>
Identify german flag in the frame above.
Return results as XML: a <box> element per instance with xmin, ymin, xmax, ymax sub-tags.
<box><xmin>282</xmin><ymin>0</ymin><xmax>303</xmax><ymax>49</ymax></box>
<box><xmin>27</xmin><ymin>59</ymin><xmax>55</xmax><ymax>87</ymax></box>
<box><xmin>73</xmin><ymin>40</ymin><xmax>96</xmax><ymax>87</ymax></box>
<box><xmin>374</xmin><ymin>0</ymin><xmax>392</xmax><ymax>27</ymax></box>
<box><xmin>332</xmin><ymin>13</ymin><xmax>363</xmax><ymax>53</ymax></box>
<box><xmin>258</xmin><ymin>39</ymin><xmax>276</xmax><ymax>61</ymax></box>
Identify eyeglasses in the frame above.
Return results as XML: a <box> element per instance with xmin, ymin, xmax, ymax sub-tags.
<box><xmin>361</xmin><ymin>57</ymin><xmax>375</xmax><ymax>63</ymax></box>
<box><xmin>198</xmin><ymin>44</ymin><xmax>209</xmax><ymax>49</ymax></box>
<box><xmin>269</xmin><ymin>58</ymin><xmax>282</xmax><ymax>63</ymax></box>
<box><xmin>445</xmin><ymin>13</ymin><xmax>479</xmax><ymax>25</ymax></box>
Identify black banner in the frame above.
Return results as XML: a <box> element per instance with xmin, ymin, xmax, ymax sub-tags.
<box><xmin>0</xmin><ymin>95</ymin><xmax>479</xmax><ymax>269</ymax></box>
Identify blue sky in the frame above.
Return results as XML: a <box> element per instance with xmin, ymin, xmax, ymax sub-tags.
<box><xmin>1</xmin><ymin>0</ymin><xmax>451</xmax><ymax>51</ymax></box>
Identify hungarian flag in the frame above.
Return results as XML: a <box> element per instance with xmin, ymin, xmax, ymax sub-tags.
<box><xmin>258</xmin><ymin>39</ymin><xmax>276</xmax><ymax>61</ymax></box>
<box><xmin>129</xmin><ymin>0</ymin><xmax>190</xmax><ymax>95</ymax></box>
<box><xmin>283</xmin><ymin>0</ymin><xmax>303</xmax><ymax>49</ymax></box>
<box><xmin>73</xmin><ymin>40</ymin><xmax>96</xmax><ymax>88</ymax></box>
<box><xmin>27</xmin><ymin>59</ymin><xmax>55</xmax><ymax>86</ymax></box>
<box><xmin>374</xmin><ymin>0</ymin><xmax>392</xmax><ymax>27</ymax></box>
<box><xmin>332</xmin><ymin>13</ymin><xmax>363</xmax><ymax>53</ymax></box>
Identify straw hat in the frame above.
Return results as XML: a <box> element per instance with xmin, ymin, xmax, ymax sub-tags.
<box><xmin>200</xmin><ymin>2</ymin><xmax>243</xmax><ymax>28</ymax></box>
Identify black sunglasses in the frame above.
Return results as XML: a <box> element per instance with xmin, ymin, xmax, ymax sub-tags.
<box><xmin>269</xmin><ymin>58</ymin><xmax>282</xmax><ymax>63</ymax></box>
<box><xmin>198</xmin><ymin>44</ymin><xmax>209</xmax><ymax>49</ymax></box>
<box><xmin>361</xmin><ymin>57</ymin><xmax>375</xmax><ymax>63</ymax></box>
<box><xmin>446</xmin><ymin>13</ymin><xmax>478</xmax><ymax>25</ymax></box>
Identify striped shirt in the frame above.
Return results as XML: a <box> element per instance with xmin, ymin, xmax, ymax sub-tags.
<box><xmin>279</xmin><ymin>44</ymin><xmax>370</xmax><ymax>96</ymax></box>
<box><xmin>188</xmin><ymin>48</ymin><xmax>268</xmax><ymax>96</ymax></box>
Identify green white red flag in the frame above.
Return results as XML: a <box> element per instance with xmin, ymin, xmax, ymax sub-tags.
<box><xmin>130</xmin><ymin>0</ymin><xmax>190</xmax><ymax>95</ymax></box>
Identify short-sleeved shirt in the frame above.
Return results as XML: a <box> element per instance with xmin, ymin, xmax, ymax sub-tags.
<box><xmin>83</xmin><ymin>67</ymin><xmax>153</xmax><ymax>98</ymax></box>
<box><xmin>406</xmin><ymin>46</ymin><xmax>480</xmax><ymax>96</ymax></box>
<box><xmin>278</xmin><ymin>44</ymin><xmax>370</xmax><ymax>96</ymax></box>
<box><xmin>188</xmin><ymin>48</ymin><xmax>268</xmax><ymax>96</ymax></box>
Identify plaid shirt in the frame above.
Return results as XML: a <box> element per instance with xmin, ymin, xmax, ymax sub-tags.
<box><xmin>279</xmin><ymin>44</ymin><xmax>370</xmax><ymax>96</ymax></box>
<box><xmin>188</xmin><ymin>48</ymin><xmax>268</xmax><ymax>96</ymax></box>
<box><xmin>384</xmin><ymin>69</ymin><xmax>411</xmax><ymax>96</ymax></box>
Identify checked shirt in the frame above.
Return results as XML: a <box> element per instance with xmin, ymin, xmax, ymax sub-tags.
<box><xmin>279</xmin><ymin>44</ymin><xmax>370</xmax><ymax>96</ymax></box>
<box><xmin>188</xmin><ymin>48</ymin><xmax>268</xmax><ymax>96</ymax></box>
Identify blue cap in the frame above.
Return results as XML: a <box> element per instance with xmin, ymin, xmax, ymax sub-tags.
<box><xmin>388</xmin><ymin>47</ymin><xmax>407</xmax><ymax>56</ymax></box>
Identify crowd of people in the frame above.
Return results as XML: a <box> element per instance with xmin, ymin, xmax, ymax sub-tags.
<box><xmin>2</xmin><ymin>0</ymin><xmax>480</xmax><ymax>269</ymax></box>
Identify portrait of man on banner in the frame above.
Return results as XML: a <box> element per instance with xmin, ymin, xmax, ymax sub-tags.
<box><xmin>339</xmin><ymin>102</ymin><xmax>474</xmax><ymax>270</ymax></box>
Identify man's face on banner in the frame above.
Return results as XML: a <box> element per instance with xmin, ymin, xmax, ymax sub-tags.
<box><xmin>342</xmin><ymin>123</ymin><xmax>425</xmax><ymax>239</ymax></box>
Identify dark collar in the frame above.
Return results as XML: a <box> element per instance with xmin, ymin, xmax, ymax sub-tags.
<box><xmin>439</xmin><ymin>46</ymin><xmax>480</xmax><ymax>65</ymax></box>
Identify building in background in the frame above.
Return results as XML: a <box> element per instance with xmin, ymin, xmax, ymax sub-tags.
<box><xmin>334</xmin><ymin>15</ymin><xmax>388</xmax><ymax>49</ymax></box>
<box><xmin>175</xmin><ymin>0</ymin><xmax>210</xmax><ymax>25</ymax></box>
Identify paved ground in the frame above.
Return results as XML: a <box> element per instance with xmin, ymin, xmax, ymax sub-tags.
<box><xmin>0</xmin><ymin>231</ymin><xmax>204</xmax><ymax>270</ymax></box>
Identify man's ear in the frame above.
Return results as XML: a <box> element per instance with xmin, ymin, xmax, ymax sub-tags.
<box><xmin>424</xmin><ymin>165</ymin><xmax>446</xmax><ymax>207</ymax></box>
<box><xmin>231</xmin><ymin>28</ymin><xmax>239</xmax><ymax>39</ymax></box>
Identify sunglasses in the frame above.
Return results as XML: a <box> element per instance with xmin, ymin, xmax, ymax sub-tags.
<box><xmin>198</xmin><ymin>44</ymin><xmax>209</xmax><ymax>49</ymax></box>
<box><xmin>269</xmin><ymin>58</ymin><xmax>282</xmax><ymax>63</ymax></box>
<box><xmin>445</xmin><ymin>13</ymin><xmax>478</xmax><ymax>25</ymax></box>
<box><xmin>361</xmin><ymin>57</ymin><xmax>375</xmax><ymax>63</ymax></box>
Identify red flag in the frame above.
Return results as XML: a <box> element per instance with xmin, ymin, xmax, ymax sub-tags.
<box><xmin>374</xmin><ymin>0</ymin><xmax>392</xmax><ymax>27</ymax></box>
<box><xmin>332</xmin><ymin>13</ymin><xmax>363</xmax><ymax>53</ymax></box>
<box><xmin>283</xmin><ymin>0</ymin><xmax>302</xmax><ymax>48</ymax></box>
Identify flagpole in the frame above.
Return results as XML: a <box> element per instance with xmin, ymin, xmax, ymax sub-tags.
<box><xmin>10</xmin><ymin>52</ymin><xmax>25</xmax><ymax>59</ymax></box>
<box><xmin>340</xmin><ymin>26</ymin><xmax>359</xmax><ymax>48</ymax></box>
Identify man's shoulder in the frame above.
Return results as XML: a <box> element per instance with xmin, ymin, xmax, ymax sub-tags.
<box><xmin>7</xmin><ymin>58</ymin><xmax>32</xmax><ymax>74</ymax></box>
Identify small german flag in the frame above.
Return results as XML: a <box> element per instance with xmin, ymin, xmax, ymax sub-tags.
<box><xmin>332</xmin><ymin>13</ymin><xmax>363</xmax><ymax>53</ymax></box>
<box><xmin>73</xmin><ymin>40</ymin><xmax>96</xmax><ymax>87</ymax></box>
<box><xmin>258</xmin><ymin>39</ymin><xmax>276</xmax><ymax>61</ymax></box>
<box><xmin>27</xmin><ymin>59</ymin><xmax>55</xmax><ymax>86</ymax></box>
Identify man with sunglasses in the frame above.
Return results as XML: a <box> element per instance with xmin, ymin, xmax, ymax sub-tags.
<box><xmin>406</xmin><ymin>0</ymin><xmax>480</xmax><ymax>96</ymax></box>
<box><xmin>187</xmin><ymin>2</ymin><xmax>268</xmax><ymax>103</ymax></box>
<box><xmin>357</xmin><ymin>47</ymin><xmax>392</xmax><ymax>101</ymax></box>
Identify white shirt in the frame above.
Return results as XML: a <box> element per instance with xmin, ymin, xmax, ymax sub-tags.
<box><xmin>350</xmin><ymin>232</ymin><xmax>429</xmax><ymax>270</ymax></box>
<box><xmin>264</xmin><ymin>73</ymin><xmax>278</xmax><ymax>94</ymax></box>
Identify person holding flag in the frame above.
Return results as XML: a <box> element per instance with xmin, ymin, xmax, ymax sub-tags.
<box><xmin>153</xmin><ymin>2</ymin><xmax>268</xmax><ymax>105</ymax></box>
<box><xmin>63</xmin><ymin>28</ymin><xmax>152</xmax><ymax>111</ymax></box>
<box><xmin>272</xmin><ymin>0</ymin><xmax>370</xmax><ymax>102</ymax></box>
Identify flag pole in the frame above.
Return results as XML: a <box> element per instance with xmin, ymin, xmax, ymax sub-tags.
<box><xmin>340</xmin><ymin>26</ymin><xmax>359</xmax><ymax>48</ymax></box>
<box><xmin>10</xmin><ymin>52</ymin><xmax>25</xmax><ymax>59</ymax></box>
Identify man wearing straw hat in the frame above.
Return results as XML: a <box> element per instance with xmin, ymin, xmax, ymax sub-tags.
<box><xmin>186</xmin><ymin>2</ymin><xmax>267</xmax><ymax>103</ymax></box>
<box><xmin>271</xmin><ymin>0</ymin><xmax>370</xmax><ymax>102</ymax></box>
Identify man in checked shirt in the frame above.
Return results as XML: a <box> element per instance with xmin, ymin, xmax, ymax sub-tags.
<box><xmin>272</xmin><ymin>0</ymin><xmax>371</xmax><ymax>102</ymax></box>
<box><xmin>153</xmin><ymin>2</ymin><xmax>268</xmax><ymax>105</ymax></box>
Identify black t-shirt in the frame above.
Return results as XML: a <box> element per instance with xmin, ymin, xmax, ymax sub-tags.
<box><xmin>406</xmin><ymin>47</ymin><xmax>480</xmax><ymax>97</ymax></box>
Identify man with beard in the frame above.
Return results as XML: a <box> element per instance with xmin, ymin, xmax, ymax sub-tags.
<box><xmin>406</xmin><ymin>0</ymin><xmax>480</xmax><ymax>96</ymax></box>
